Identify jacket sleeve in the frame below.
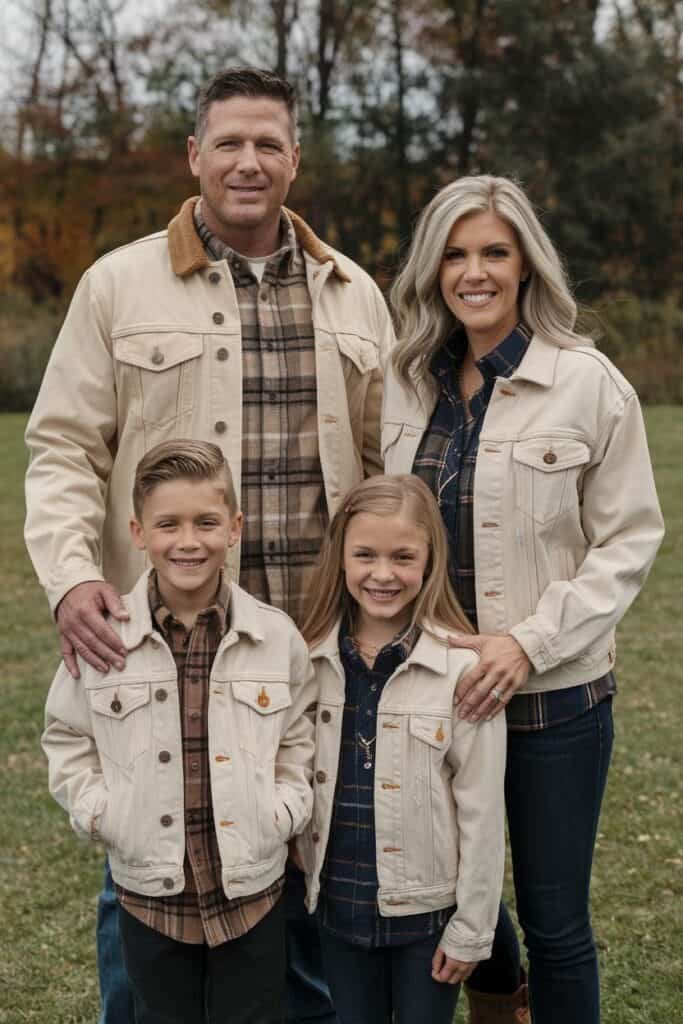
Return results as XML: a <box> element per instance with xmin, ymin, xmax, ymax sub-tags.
<box><xmin>25</xmin><ymin>269</ymin><xmax>117</xmax><ymax>614</ymax></box>
<box><xmin>440</xmin><ymin>667</ymin><xmax>506</xmax><ymax>962</ymax></box>
<box><xmin>274</xmin><ymin>630</ymin><xmax>317</xmax><ymax>840</ymax></box>
<box><xmin>509</xmin><ymin>392</ymin><xmax>665</xmax><ymax>673</ymax></box>
<box><xmin>42</xmin><ymin>661</ymin><xmax>109</xmax><ymax>841</ymax></box>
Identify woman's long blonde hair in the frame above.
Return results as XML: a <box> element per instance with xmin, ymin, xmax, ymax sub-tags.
<box><xmin>390</xmin><ymin>174</ymin><xmax>592</xmax><ymax>397</ymax></box>
<box><xmin>300</xmin><ymin>475</ymin><xmax>473</xmax><ymax>648</ymax></box>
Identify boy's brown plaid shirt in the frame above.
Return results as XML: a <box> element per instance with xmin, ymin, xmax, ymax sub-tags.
<box><xmin>116</xmin><ymin>572</ymin><xmax>284</xmax><ymax>946</ymax></box>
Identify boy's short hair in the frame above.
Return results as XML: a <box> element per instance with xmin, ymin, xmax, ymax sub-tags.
<box><xmin>195</xmin><ymin>66</ymin><xmax>298</xmax><ymax>142</ymax></box>
<box><xmin>132</xmin><ymin>440</ymin><xmax>238</xmax><ymax>519</ymax></box>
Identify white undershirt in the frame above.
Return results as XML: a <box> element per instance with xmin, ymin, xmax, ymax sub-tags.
<box><xmin>243</xmin><ymin>255</ymin><xmax>270</xmax><ymax>282</ymax></box>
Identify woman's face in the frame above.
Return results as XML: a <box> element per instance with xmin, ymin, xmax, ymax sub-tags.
<box><xmin>439</xmin><ymin>210</ymin><xmax>527</xmax><ymax>352</ymax></box>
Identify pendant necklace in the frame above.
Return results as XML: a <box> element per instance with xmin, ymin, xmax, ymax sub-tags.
<box><xmin>357</xmin><ymin>731</ymin><xmax>376</xmax><ymax>770</ymax></box>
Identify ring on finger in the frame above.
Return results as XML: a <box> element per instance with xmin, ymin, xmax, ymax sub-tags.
<box><xmin>491</xmin><ymin>687</ymin><xmax>504</xmax><ymax>703</ymax></box>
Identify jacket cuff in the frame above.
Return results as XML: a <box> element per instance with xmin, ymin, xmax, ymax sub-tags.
<box><xmin>509</xmin><ymin>615</ymin><xmax>561</xmax><ymax>674</ymax></box>
<box><xmin>438</xmin><ymin>923</ymin><xmax>494</xmax><ymax>964</ymax></box>
<box><xmin>47</xmin><ymin>567</ymin><xmax>107</xmax><ymax>616</ymax></box>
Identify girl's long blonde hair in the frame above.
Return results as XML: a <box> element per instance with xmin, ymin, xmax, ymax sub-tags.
<box><xmin>301</xmin><ymin>475</ymin><xmax>473</xmax><ymax>648</ymax></box>
<box><xmin>390</xmin><ymin>174</ymin><xmax>593</xmax><ymax>399</ymax></box>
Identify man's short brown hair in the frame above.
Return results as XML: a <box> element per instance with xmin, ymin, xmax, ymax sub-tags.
<box><xmin>132</xmin><ymin>440</ymin><xmax>238</xmax><ymax>519</ymax></box>
<box><xmin>195</xmin><ymin>66</ymin><xmax>298</xmax><ymax>142</ymax></box>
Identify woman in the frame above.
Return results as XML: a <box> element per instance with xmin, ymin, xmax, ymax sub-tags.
<box><xmin>383</xmin><ymin>175</ymin><xmax>664</xmax><ymax>1024</ymax></box>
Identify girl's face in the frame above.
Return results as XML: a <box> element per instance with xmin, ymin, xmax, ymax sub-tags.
<box><xmin>343</xmin><ymin>513</ymin><xmax>430</xmax><ymax>634</ymax></box>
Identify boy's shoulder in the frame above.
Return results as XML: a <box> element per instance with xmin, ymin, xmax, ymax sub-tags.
<box><xmin>228</xmin><ymin>582</ymin><xmax>306</xmax><ymax>644</ymax></box>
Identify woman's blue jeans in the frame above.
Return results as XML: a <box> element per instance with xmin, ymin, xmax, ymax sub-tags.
<box><xmin>469</xmin><ymin>698</ymin><xmax>614</xmax><ymax>1023</ymax></box>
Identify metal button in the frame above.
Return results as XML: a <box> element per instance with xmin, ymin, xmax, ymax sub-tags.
<box><xmin>543</xmin><ymin>451</ymin><xmax>557</xmax><ymax>465</ymax></box>
<box><xmin>315</xmin><ymin>770</ymin><xmax>327</xmax><ymax>784</ymax></box>
<box><xmin>190</xmin><ymin>710</ymin><xmax>200</xmax><ymax>720</ymax></box>
<box><xmin>110</xmin><ymin>698</ymin><xmax>122</xmax><ymax>713</ymax></box>
<box><xmin>209</xmin><ymin>271</ymin><xmax>221</xmax><ymax>284</ymax></box>
<box><xmin>190</xmin><ymin>761</ymin><xmax>199</xmax><ymax>772</ymax></box>
<box><xmin>150</xmin><ymin>347</ymin><xmax>164</xmax><ymax>366</ymax></box>
<box><xmin>215</xmin><ymin>420</ymin><xmax>227</xmax><ymax>434</ymax></box>
<box><xmin>321</xmin><ymin>710</ymin><xmax>331</xmax><ymax>723</ymax></box>
<box><xmin>212</xmin><ymin>312</ymin><xmax>224</xmax><ymax>325</ymax></box>
<box><xmin>312</xmin><ymin>832</ymin><xmax>320</xmax><ymax>843</ymax></box>
<box><xmin>155</xmin><ymin>689</ymin><xmax>167</xmax><ymax>702</ymax></box>
<box><xmin>217</xmin><ymin>347</ymin><xmax>229</xmax><ymax>361</ymax></box>
<box><xmin>160</xmin><ymin>814</ymin><xmax>173</xmax><ymax>827</ymax></box>
<box><xmin>158</xmin><ymin>750</ymin><xmax>171</xmax><ymax>763</ymax></box>
<box><xmin>163</xmin><ymin>877</ymin><xmax>174</xmax><ymax>890</ymax></box>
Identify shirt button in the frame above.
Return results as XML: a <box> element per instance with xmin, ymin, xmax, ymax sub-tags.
<box><xmin>158</xmin><ymin>750</ymin><xmax>171</xmax><ymax>764</ymax></box>
<box><xmin>190</xmin><ymin>761</ymin><xmax>199</xmax><ymax>772</ymax></box>
<box><xmin>212</xmin><ymin>311</ymin><xmax>224</xmax><ymax>325</ymax></box>
<box><xmin>155</xmin><ymin>689</ymin><xmax>167</xmax><ymax>702</ymax></box>
<box><xmin>163</xmin><ymin>877</ymin><xmax>174</xmax><ymax>890</ymax></box>
<box><xmin>266</xmin><ymin>342</ymin><xmax>274</xmax><ymax>352</ymax></box>
<box><xmin>543</xmin><ymin>451</ymin><xmax>558</xmax><ymax>465</ymax></box>
<box><xmin>321</xmin><ymin>710</ymin><xmax>331</xmax><ymax>723</ymax></box>
<box><xmin>110</xmin><ymin>699</ymin><xmax>122</xmax><ymax>713</ymax></box>
<box><xmin>259</xmin><ymin>288</ymin><xmax>268</xmax><ymax>302</ymax></box>
<box><xmin>370</xmin><ymin>684</ymin><xmax>377</xmax><ymax>692</ymax></box>
<box><xmin>215</xmin><ymin>420</ymin><xmax>227</xmax><ymax>434</ymax></box>
<box><xmin>217</xmin><ymin>347</ymin><xmax>229</xmax><ymax>361</ymax></box>
<box><xmin>269</xmin><ymin>392</ymin><xmax>277</xmax><ymax>402</ymax></box>
<box><xmin>160</xmin><ymin>814</ymin><xmax>173</xmax><ymax>827</ymax></box>
<box><xmin>315</xmin><ymin>770</ymin><xmax>327</xmax><ymax>784</ymax></box>
<box><xmin>209</xmin><ymin>271</ymin><xmax>221</xmax><ymax>284</ymax></box>
<box><xmin>190</xmin><ymin>710</ymin><xmax>200</xmax><ymax>721</ymax></box>
<box><xmin>366</xmin><ymin>709</ymin><xmax>373</xmax><ymax>717</ymax></box>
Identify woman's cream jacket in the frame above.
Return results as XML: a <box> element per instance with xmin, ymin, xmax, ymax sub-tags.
<box><xmin>42</xmin><ymin>571</ymin><xmax>316</xmax><ymax>900</ymax></box>
<box><xmin>300</xmin><ymin>621</ymin><xmax>506</xmax><ymax>963</ymax></box>
<box><xmin>382</xmin><ymin>337</ymin><xmax>665</xmax><ymax>693</ymax></box>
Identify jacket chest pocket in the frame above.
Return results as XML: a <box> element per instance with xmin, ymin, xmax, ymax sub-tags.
<box><xmin>113</xmin><ymin>333</ymin><xmax>203</xmax><ymax>428</ymax></box>
<box><xmin>88</xmin><ymin>684</ymin><xmax>152</xmax><ymax>771</ymax></box>
<box><xmin>512</xmin><ymin>438</ymin><xmax>590</xmax><ymax>526</ymax></box>
<box><xmin>407</xmin><ymin>714</ymin><xmax>452</xmax><ymax>793</ymax></box>
<box><xmin>231</xmin><ymin>681</ymin><xmax>292</xmax><ymax>761</ymax></box>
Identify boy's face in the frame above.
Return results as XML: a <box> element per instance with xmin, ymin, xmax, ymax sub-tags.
<box><xmin>130</xmin><ymin>477</ymin><xmax>242</xmax><ymax>614</ymax></box>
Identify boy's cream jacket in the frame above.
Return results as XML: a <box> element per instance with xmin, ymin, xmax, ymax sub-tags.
<box><xmin>300</xmin><ymin>621</ymin><xmax>506</xmax><ymax>963</ymax></box>
<box><xmin>25</xmin><ymin>199</ymin><xmax>394</xmax><ymax>614</ymax></box>
<box><xmin>382</xmin><ymin>338</ymin><xmax>665</xmax><ymax>693</ymax></box>
<box><xmin>42</xmin><ymin>571</ymin><xmax>316</xmax><ymax>900</ymax></box>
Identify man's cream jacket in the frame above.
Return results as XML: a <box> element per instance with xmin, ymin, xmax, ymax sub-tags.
<box><xmin>300</xmin><ymin>621</ymin><xmax>506</xmax><ymax>963</ymax></box>
<box><xmin>42</xmin><ymin>571</ymin><xmax>316</xmax><ymax>900</ymax></box>
<box><xmin>382</xmin><ymin>337</ymin><xmax>665</xmax><ymax>693</ymax></box>
<box><xmin>25</xmin><ymin>199</ymin><xmax>394</xmax><ymax>612</ymax></box>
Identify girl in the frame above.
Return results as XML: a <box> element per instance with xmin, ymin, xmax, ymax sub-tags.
<box><xmin>296</xmin><ymin>474</ymin><xmax>506</xmax><ymax>1024</ymax></box>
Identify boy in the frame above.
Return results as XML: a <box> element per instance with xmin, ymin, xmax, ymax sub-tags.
<box><xmin>42</xmin><ymin>440</ymin><xmax>316</xmax><ymax>1024</ymax></box>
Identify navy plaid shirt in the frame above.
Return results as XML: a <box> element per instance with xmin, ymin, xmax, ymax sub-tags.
<box><xmin>318</xmin><ymin>623</ymin><xmax>455</xmax><ymax>947</ymax></box>
<box><xmin>412</xmin><ymin>324</ymin><xmax>615</xmax><ymax>732</ymax></box>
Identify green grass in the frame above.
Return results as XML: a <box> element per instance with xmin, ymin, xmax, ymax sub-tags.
<box><xmin>1</xmin><ymin>410</ymin><xmax>681</xmax><ymax>1023</ymax></box>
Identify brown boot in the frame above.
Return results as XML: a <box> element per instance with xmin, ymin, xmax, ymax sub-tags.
<box><xmin>464</xmin><ymin>973</ymin><xmax>530</xmax><ymax>1023</ymax></box>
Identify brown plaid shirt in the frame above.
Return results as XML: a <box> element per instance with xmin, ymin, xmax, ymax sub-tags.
<box><xmin>195</xmin><ymin>202</ymin><xmax>328</xmax><ymax>626</ymax></box>
<box><xmin>116</xmin><ymin>572</ymin><xmax>284</xmax><ymax>946</ymax></box>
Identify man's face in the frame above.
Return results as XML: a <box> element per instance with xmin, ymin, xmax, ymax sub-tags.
<box><xmin>187</xmin><ymin>96</ymin><xmax>300</xmax><ymax>254</ymax></box>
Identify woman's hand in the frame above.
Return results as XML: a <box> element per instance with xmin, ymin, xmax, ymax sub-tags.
<box><xmin>431</xmin><ymin>946</ymin><xmax>478</xmax><ymax>984</ymax></box>
<box><xmin>449</xmin><ymin>634</ymin><xmax>531</xmax><ymax>721</ymax></box>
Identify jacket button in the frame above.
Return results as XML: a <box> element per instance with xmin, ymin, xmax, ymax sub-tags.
<box><xmin>155</xmin><ymin>689</ymin><xmax>168</xmax><ymax>702</ymax></box>
<box><xmin>160</xmin><ymin>814</ymin><xmax>173</xmax><ymax>827</ymax></box>
<box><xmin>315</xmin><ymin>770</ymin><xmax>327</xmax><ymax>784</ymax></box>
<box><xmin>217</xmin><ymin>347</ymin><xmax>229</xmax><ymax>361</ymax></box>
<box><xmin>209</xmin><ymin>271</ymin><xmax>221</xmax><ymax>284</ymax></box>
<box><xmin>215</xmin><ymin>420</ymin><xmax>227</xmax><ymax>434</ymax></box>
<box><xmin>312</xmin><ymin>832</ymin><xmax>320</xmax><ymax>843</ymax></box>
<box><xmin>150</xmin><ymin>347</ymin><xmax>165</xmax><ymax>366</ymax></box>
<box><xmin>110</xmin><ymin>698</ymin><xmax>122</xmax><ymax>713</ymax></box>
<box><xmin>158</xmin><ymin>750</ymin><xmax>171</xmax><ymax>763</ymax></box>
<box><xmin>212</xmin><ymin>311</ymin><xmax>225</xmax><ymax>325</ymax></box>
<box><xmin>543</xmin><ymin>451</ymin><xmax>557</xmax><ymax>465</ymax></box>
<box><xmin>163</xmin><ymin>877</ymin><xmax>174</xmax><ymax>890</ymax></box>
<box><xmin>320</xmin><ymin>710</ymin><xmax>331</xmax><ymax>723</ymax></box>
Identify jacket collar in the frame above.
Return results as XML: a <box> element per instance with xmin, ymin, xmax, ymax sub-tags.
<box><xmin>509</xmin><ymin>335</ymin><xmax>561</xmax><ymax>387</ymax></box>
<box><xmin>311</xmin><ymin>617</ymin><xmax>450</xmax><ymax>676</ymax></box>
<box><xmin>120</xmin><ymin>569</ymin><xmax>265</xmax><ymax>651</ymax></box>
<box><xmin>167</xmin><ymin>197</ymin><xmax>351</xmax><ymax>282</ymax></box>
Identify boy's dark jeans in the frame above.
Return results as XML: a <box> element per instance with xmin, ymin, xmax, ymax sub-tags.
<box><xmin>119</xmin><ymin>895</ymin><xmax>286</xmax><ymax>1024</ymax></box>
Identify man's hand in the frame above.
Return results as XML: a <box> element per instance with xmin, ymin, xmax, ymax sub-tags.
<box><xmin>56</xmin><ymin>581</ymin><xmax>129</xmax><ymax>678</ymax></box>
<box><xmin>431</xmin><ymin>946</ymin><xmax>478</xmax><ymax>984</ymax></box>
<box><xmin>449</xmin><ymin>634</ymin><xmax>531</xmax><ymax>722</ymax></box>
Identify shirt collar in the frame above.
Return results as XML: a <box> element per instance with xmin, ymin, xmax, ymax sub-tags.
<box><xmin>193</xmin><ymin>199</ymin><xmax>299</xmax><ymax>276</ymax></box>
<box><xmin>147</xmin><ymin>569</ymin><xmax>230</xmax><ymax>638</ymax></box>
<box><xmin>431</xmin><ymin>322</ymin><xmax>531</xmax><ymax>388</ymax></box>
<box><xmin>339</xmin><ymin>617</ymin><xmax>421</xmax><ymax>663</ymax></box>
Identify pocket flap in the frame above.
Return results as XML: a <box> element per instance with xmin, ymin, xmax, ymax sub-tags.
<box><xmin>512</xmin><ymin>438</ymin><xmax>590</xmax><ymax>473</ymax></box>
<box><xmin>409</xmin><ymin>715</ymin><xmax>451</xmax><ymax>750</ymax></box>
<box><xmin>231</xmin><ymin>681</ymin><xmax>293</xmax><ymax>715</ymax></box>
<box><xmin>113</xmin><ymin>334</ymin><xmax>203</xmax><ymax>372</ymax></box>
<box><xmin>88</xmin><ymin>684</ymin><xmax>151</xmax><ymax>719</ymax></box>
<box><xmin>336</xmin><ymin>333</ymin><xmax>379</xmax><ymax>374</ymax></box>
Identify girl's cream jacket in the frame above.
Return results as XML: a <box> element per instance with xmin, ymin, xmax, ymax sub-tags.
<box><xmin>42</xmin><ymin>571</ymin><xmax>316</xmax><ymax>901</ymax></box>
<box><xmin>300</xmin><ymin>621</ymin><xmax>506</xmax><ymax>963</ymax></box>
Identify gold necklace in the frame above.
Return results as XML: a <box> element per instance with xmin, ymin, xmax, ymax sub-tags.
<box><xmin>350</xmin><ymin>636</ymin><xmax>382</xmax><ymax>660</ymax></box>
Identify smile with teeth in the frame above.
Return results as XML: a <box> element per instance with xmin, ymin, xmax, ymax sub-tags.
<box><xmin>459</xmin><ymin>291</ymin><xmax>496</xmax><ymax>306</ymax></box>
<box><xmin>365</xmin><ymin>587</ymin><xmax>401</xmax><ymax>601</ymax></box>
<box><xmin>171</xmin><ymin>558</ymin><xmax>206</xmax><ymax>567</ymax></box>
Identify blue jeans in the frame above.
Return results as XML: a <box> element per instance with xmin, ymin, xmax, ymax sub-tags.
<box><xmin>468</xmin><ymin>698</ymin><xmax>614</xmax><ymax>1023</ymax></box>
<box><xmin>318</xmin><ymin>925</ymin><xmax>460</xmax><ymax>1024</ymax></box>
<box><xmin>97</xmin><ymin>860</ymin><xmax>135</xmax><ymax>1024</ymax></box>
<box><xmin>96</xmin><ymin>860</ymin><xmax>336</xmax><ymax>1024</ymax></box>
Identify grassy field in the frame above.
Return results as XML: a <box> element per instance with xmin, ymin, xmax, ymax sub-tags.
<box><xmin>1</xmin><ymin>410</ymin><xmax>681</xmax><ymax>1023</ymax></box>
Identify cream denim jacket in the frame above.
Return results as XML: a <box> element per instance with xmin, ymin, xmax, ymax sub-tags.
<box><xmin>382</xmin><ymin>338</ymin><xmax>664</xmax><ymax>693</ymax></box>
<box><xmin>42</xmin><ymin>571</ymin><xmax>316</xmax><ymax>900</ymax></box>
<box><xmin>25</xmin><ymin>199</ymin><xmax>394</xmax><ymax>613</ymax></box>
<box><xmin>300</xmin><ymin>621</ymin><xmax>506</xmax><ymax>963</ymax></box>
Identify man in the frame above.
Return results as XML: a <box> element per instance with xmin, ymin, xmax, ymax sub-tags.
<box><xmin>25</xmin><ymin>67</ymin><xmax>394</xmax><ymax>1024</ymax></box>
